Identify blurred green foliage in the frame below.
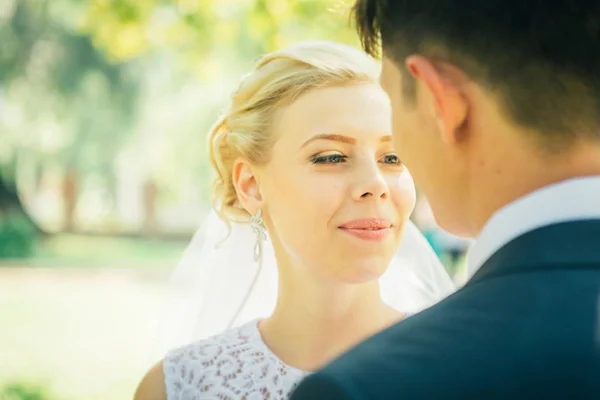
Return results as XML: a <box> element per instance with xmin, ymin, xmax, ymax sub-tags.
<box><xmin>0</xmin><ymin>0</ymin><xmax>141</xmax><ymax>244</ymax></box>
<box><xmin>0</xmin><ymin>212</ymin><xmax>37</xmax><ymax>258</ymax></box>
<box><xmin>1</xmin><ymin>382</ymin><xmax>58</xmax><ymax>400</ymax></box>
<box><xmin>80</xmin><ymin>0</ymin><xmax>358</xmax><ymax>66</ymax></box>
<box><xmin>0</xmin><ymin>0</ymin><xmax>361</xmax><ymax>257</ymax></box>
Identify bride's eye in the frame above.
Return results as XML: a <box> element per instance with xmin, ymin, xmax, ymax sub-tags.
<box><xmin>380</xmin><ymin>153</ymin><xmax>402</xmax><ymax>165</ymax></box>
<box><xmin>311</xmin><ymin>153</ymin><xmax>348</xmax><ymax>164</ymax></box>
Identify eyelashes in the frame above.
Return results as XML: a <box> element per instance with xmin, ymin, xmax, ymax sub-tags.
<box><xmin>311</xmin><ymin>154</ymin><xmax>348</xmax><ymax>164</ymax></box>
<box><xmin>311</xmin><ymin>153</ymin><xmax>402</xmax><ymax>166</ymax></box>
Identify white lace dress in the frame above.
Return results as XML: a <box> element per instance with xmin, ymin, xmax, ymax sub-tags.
<box><xmin>163</xmin><ymin>320</ymin><xmax>310</xmax><ymax>400</ymax></box>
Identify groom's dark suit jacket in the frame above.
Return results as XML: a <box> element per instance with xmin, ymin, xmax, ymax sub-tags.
<box><xmin>290</xmin><ymin>220</ymin><xmax>600</xmax><ymax>399</ymax></box>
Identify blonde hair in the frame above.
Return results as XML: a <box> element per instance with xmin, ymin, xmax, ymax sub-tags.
<box><xmin>208</xmin><ymin>40</ymin><xmax>380</xmax><ymax>223</ymax></box>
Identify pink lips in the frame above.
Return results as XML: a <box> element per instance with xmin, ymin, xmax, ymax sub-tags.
<box><xmin>338</xmin><ymin>218</ymin><xmax>393</xmax><ymax>242</ymax></box>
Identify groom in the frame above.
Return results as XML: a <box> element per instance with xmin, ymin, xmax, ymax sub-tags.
<box><xmin>291</xmin><ymin>1</ymin><xmax>600</xmax><ymax>398</ymax></box>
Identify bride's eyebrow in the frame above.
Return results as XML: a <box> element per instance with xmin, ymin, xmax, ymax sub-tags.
<box><xmin>300</xmin><ymin>134</ymin><xmax>392</xmax><ymax>149</ymax></box>
<box><xmin>300</xmin><ymin>134</ymin><xmax>355</xmax><ymax>149</ymax></box>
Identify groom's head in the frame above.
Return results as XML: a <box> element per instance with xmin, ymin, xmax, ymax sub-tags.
<box><xmin>353</xmin><ymin>0</ymin><xmax>600</xmax><ymax>236</ymax></box>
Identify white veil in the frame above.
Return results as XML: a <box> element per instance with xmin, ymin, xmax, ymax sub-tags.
<box><xmin>154</xmin><ymin>209</ymin><xmax>455</xmax><ymax>359</ymax></box>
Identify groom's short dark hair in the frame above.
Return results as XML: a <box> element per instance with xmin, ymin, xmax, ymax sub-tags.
<box><xmin>353</xmin><ymin>0</ymin><xmax>600</xmax><ymax>146</ymax></box>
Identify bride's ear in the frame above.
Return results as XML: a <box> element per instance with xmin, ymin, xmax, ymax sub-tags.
<box><xmin>232</xmin><ymin>158</ymin><xmax>263</xmax><ymax>215</ymax></box>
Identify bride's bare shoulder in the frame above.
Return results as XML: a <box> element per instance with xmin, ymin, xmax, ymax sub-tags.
<box><xmin>134</xmin><ymin>360</ymin><xmax>167</xmax><ymax>400</ymax></box>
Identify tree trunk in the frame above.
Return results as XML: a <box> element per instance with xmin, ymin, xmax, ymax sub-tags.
<box><xmin>62</xmin><ymin>169</ymin><xmax>77</xmax><ymax>232</ymax></box>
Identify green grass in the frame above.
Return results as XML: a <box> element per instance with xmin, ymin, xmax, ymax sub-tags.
<box><xmin>14</xmin><ymin>234</ymin><xmax>189</xmax><ymax>267</ymax></box>
<box><xmin>1</xmin><ymin>381</ymin><xmax>60</xmax><ymax>400</ymax></box>
<box><xmin>0</xmin><ymin>234</ymin><xmax>194</xmax><ymax>397</ymax></box>
<box><xmin>0</xmin><ymin>267</ymin><xmax>171</xmax><ymax>400</ymax></box>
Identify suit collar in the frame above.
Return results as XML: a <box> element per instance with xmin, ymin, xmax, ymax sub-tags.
<box><xmin>469</xmin><ymin>219</ymin><xmax>600</xmax><ymax>285</ymax></box>
<box><xmin>467</xmin><ymin>176</ymin><xmax>600</xmax><ymax>280</ymax></box>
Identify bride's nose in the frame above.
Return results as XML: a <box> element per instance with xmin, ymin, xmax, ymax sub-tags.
<box><xmin>351</xmin><ymin>162</ymin><xmax>390</xmax><ymax>201</ymax></box>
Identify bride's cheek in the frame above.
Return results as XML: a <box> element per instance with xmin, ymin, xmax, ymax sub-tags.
<box><xmin>391</xmin><ymin>186</ymin><xmax>416</xmax><ymax>219</ymax></box>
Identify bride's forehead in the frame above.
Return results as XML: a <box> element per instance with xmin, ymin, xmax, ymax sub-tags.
<box><xmin>278</xmin><ymin>84</ymin><xmax>387</xmax><ymax>119</ymax></box>
<box><xmin>271</xmin><ymin>89</ymin><xmax>391</xmax><ymax>146</ymax></box>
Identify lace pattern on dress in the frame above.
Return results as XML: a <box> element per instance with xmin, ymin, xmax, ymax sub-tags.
<box><xmin>163</xmin><ymin>321</ymin><xmax>309</xmax><ymax>400</ymax></box>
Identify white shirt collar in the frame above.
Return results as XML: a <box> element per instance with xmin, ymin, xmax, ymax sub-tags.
<box><xmin>467</xmin><ymin>176</ymin><xmax>600</xmax><ymax>279</ymax></box>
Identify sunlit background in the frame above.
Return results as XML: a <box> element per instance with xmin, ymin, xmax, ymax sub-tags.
<box><xmin>0</xmin><ymin>1</ymin><xmax>471</xmax><ymax>398</ymax></box>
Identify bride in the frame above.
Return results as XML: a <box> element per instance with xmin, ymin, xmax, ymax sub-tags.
<box><xmin>135</xmin><ymin>40</ymin><xmax>455</xmax><ymax>400</ymax></box>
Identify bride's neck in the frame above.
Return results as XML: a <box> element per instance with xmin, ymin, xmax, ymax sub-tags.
<box><xmin>258</xmin><ymin>262</ymin><xmax>402</xmax><ymax>371</ymax></box>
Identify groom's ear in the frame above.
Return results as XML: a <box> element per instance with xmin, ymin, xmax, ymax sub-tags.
<box><xmin>405</xmin><ymin>55</ymin><xmax>469</xmax><ymax>144</ymax></box>
<box><xmin>232</xmin><ymin>158</ymin><xmax>263</xmax><ymax>214</ymax></box>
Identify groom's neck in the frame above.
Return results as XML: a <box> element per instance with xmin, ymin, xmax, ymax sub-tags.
<box><xmin>468</xmin><ymin>138</ymin><xmax>600</xmax><ymax>236</ymax></box>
